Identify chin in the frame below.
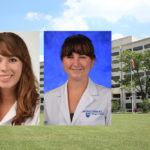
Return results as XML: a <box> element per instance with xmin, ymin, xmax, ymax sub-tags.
<box><xmin>0</xmin><ymin>83</ymin><xmax>16</xmax><ymax>89</ymax></box>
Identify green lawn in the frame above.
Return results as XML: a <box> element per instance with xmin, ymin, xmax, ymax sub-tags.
<box><xmin>0</xmin><ymin>114</ymin><xmax>150</xmax><ymax>150</ymax></box>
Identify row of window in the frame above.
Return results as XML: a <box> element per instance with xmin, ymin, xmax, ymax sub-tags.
<box><xmin>124</xmin><ymin>71</ymin><xmax>150</xmax><ymax>78</ymax></box>
<box><xmin>112</xmin><ymin>93</ymin><xmax>150</xmax><ymax>99</ymax></box>
<box><xmin>112</xmin><ymin>43</ymin><xmax>150</xmax><ymax>56</ymax></box>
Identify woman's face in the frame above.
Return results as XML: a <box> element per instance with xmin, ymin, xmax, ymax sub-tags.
<box><xmin>62</xmin><ymin>52</ymin><xmax>94</xmax><ymax>81</ymax></box>
<box><xmin>0</xmin><ymin>54</ymin><xmax>22</xmax><ymax>90</ymax></box>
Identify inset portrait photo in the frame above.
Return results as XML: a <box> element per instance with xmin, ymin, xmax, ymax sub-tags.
<box><xmin>0</xmin><ymin>31</ymin><xmax>40</xmax><ymax>125</ymax></box>
<box><xmin>44</xmin><ymin>31</ymin><xmax>111</xmax><ymax>125</ymax></box>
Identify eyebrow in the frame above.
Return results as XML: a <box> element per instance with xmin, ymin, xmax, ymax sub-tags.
<box><xmin>7</xmin><ymin>55</ymin><xmax>16</xmax><ymax>58</ymax></box>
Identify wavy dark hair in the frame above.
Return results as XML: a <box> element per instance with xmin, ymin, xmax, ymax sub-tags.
<box><xmin>0</xmin><ymin>32</ymin><xmax>39</xmax><ymax>125</ymax></box>
<box><xmin>60</xmin><ymin>34</ymin><xmax>96</xmax><ymax>60</ymax></box>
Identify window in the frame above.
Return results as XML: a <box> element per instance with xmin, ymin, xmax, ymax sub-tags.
<box><xmin>136</xmin><ymin>103</ymin><xmax>141</xmax><ymax>109</ymax></box>
<box><xmin>112</xmin><ymin>84</ymin><xmax>120</xmax><ymax>88</ymax></box>
<box><xmin>146</xmin><ymin>71</ymin><xmax>150</xmax><ymax>75</ymax></box>
<box><xmin>139</xmin><ymin>72</ymin><xmax>144</xmax><ymax>76</ymax></box>
<box><xmin>40</xmin><ymin>78</ymin><xmax>44</xmax><ymax>81</ymax></box>
<box><xmin>40</xmin><ymin>84</ymin><xmax>44</xmax><ymax>87</ymax></box>
<box><xmin>123</xmin><ymin>49</ymin><xmax>132</xmax><ymax>52</ymax></box>
<box><xmin>40</xmin><ymin>90</ymin><xmax>44</xmax><ymax>94</ymax></box>
<box><xmin>40</xmin><ymin>98</ymin><xmax>44</xmax><ymax>103</ymax></box>
<box><xmin>112</xmin><ymin>52</ymin><xmax>119</xmax><ymax>56</ymax></box>
<box><xmin>112</xmin><ymin>68</ymin><xmax>119</xmax><ymax>72</ymax></box>
<box><xmin>133</xmin><ymin>46</ymin><xmax>143</xmax><ymax>51</ymax></box>
<box><xmin>112</xmin><ymin>76</ymin><xmax>120</xmax><ymax>80</ymax></box>
<box><xmin>112</xmin><ymin>60</ymin><xmax>119</xmax><ymax>64</ymax></box>
<box><xmin>136</xmin><ymin>93</ymin><xmax>142</xmax><ymax>99</ymax></box>
<box><xmin>144</xmin><ymin>44</ymin><xmax>150</xmax><ymax>49</ymax></box>
<box><xmin>40</xmin><ymin>65</ymin><xmax>44</xmax><ymax>69</ymax></box>
<box><xmin>126</xmin><ymin>103</ymin><xmax>132</xmax><ymax>109</ymax></box>
<box><xmin>136</xmin><ymin>92</ymin><xmax>142</xmax><ymax>96</ymax></box>
<box><xmin>113</xmin><ymin>94</ymin><xmax>120</xmax><ymax>98</ymax></box>
<box><xmin>124</xmin><ymin>74</ymin><xmax>131</xmax><ymax>78</ymax></box>
<box><xmin>126</xmin><ymin>93</ymin><xmax>131</xmax><ymax>100</ymax></box>
<box><xmin>40</xmin><ymin>72</ymin><xmax>44</xmax><ymax>75</ymax></box>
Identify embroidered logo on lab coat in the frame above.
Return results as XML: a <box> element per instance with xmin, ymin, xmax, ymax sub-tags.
<box><xmin>82</xmin><ymin>110</ymin><xmax>104</xmax><ymax>118</ymax></box>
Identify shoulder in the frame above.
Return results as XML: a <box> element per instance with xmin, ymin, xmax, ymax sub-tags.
<box><xmin>44</xmin><ymin>82</ymin><xmax>66</xmax><ymax>100</ymax></box>
<box><xmin>89</xmin><ymin>79</ymin><xmax>111</xmax><ymax>91</ymax></box>
<box><xmin>88</xmin><ymin>79</ymin><xmax>111</xmax><ymax>97</ymax></box>
<box><xmin>95</xmin><ymin>83</ymin><xmax>111</xmax><ymax>93</ymax></box>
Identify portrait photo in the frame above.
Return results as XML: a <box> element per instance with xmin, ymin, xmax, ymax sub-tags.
<box><xmin>0</xmin><ymin>31</ymin><xmax>40</xmax><ymax>125</ymax></box>
<box><xmin>44</xmin><ymin>31</ymin><xmax>111</xmax><ymax>125</ymax></box>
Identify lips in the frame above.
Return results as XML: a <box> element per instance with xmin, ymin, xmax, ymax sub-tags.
<box><xmin>0</xmin><ymin>75</ymin><xmax>12</xmax><ymax>82</ymax></box>
<box><xmin>71</xmin><ymin>68</ymin><xmax>83</xmax><ymax>70</ymax></box>
<box><xmin>70</xmin><ymin>68</ymin><xmax>83</xmax><ymax>74</ymax></box>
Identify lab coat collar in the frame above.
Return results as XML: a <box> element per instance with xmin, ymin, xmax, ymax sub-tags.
<box><xmin>72</xmin><ymin>79</ymin><xmax>98</xmax><ymax>124</ymax></box>
<box><xmin>58</xmin><ymin>79</ymin><xmax>99</xmax><ymax>125</ymax></box>
<box><xmin>0</xmin><ymin>101</ymin><xmax>17</xmax><ymax>125</ymax></box>
<box><xmin>59</xmin><ymin>82</ymin><xmax>71</xmax><ymax>125</ymax></box>
<box><xmin>87</xmin><ymin>78</ymin><xmax>98</xmax><ymax>96</ymax></box>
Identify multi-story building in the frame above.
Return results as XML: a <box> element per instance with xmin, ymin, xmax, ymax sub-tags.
<box><xmin>112</xmin><ymin>36</ymin><xmax>150</xmax><ymax>110</ymax></box>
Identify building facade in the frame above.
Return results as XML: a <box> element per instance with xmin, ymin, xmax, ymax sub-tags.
<box><xmin>112</xmin><ymin>36</ymin><xmax>150</xmax><ymax>110</ymax></box>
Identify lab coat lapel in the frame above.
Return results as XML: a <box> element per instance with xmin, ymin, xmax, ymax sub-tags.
<box><xmin>59</xmin><ymin>82</ymin><xmax>71</xmax><ymax>125</ymax></box>
<box><xmin>0</xmin><ymin>102</ymin><xmax>17</xmax><ymax>125</ymax></box>
<box><xmin>72</xmin><ymin>79</ymin><xmax>98</xmax><ymax>124</ymax></box>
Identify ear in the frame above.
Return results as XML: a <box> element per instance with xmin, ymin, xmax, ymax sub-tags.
<box><xmin>91</xmin><ymin>59</ymin><xmax>95</xmax><ymax>67</ymax></box>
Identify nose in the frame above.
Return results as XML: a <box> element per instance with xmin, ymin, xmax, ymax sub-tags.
<box><xmin>72</xmin><ymin>57</ymin><xmax>80</xmax><ymax>66</ymax></box>
<box><xmin>0</xmin><ymin>61</ymin><xmax>9</xmax><ymax>72</ymax></box>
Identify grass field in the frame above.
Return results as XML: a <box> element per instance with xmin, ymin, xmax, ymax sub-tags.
<box><xmin>0</xmin><ymin>114</ymin><xmax>150</xmax><ymax>150</ymax></box>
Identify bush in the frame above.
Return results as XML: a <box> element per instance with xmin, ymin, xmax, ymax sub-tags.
<box><xmin>139</xmin><ymin>99</ymin><xmax>150</xmax><ymax>113</ymax></box>
<box><xmin>112</xmin><ymin>101</ymin><xmax>120</xmax><ymax>112</ymax></box>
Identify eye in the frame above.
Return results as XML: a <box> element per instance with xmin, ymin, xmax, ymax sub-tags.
<box><xmin>9</xmin><ymin>57</ymin><xmax>17</xmax><ymax>63</ymax></box>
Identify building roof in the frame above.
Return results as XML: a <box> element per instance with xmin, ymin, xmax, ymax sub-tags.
<box><xmin>112</xmin><ymin>36</ymin><xmax>140</xmax><ymax>48</ymax></box>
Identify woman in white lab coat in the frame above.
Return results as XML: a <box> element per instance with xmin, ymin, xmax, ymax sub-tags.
<box><xmin>44</xmin><ymin>34</ymin><xmax>111</xmax><ymax>125</ymax></box>
<box><xmin>0</xmin><ymin>32</ymin><xmax>40</xmax><ymax>125</ymax></box>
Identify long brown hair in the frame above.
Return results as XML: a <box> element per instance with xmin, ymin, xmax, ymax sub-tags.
<box><xmin>0</xmin><ymin>32</ymin><xmax>39</xmax><ymax>125</ymax></box>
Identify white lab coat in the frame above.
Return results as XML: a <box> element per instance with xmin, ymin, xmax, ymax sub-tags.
<box><xmin>44</xmin><ymin>79</ymin><xmax>111</xmax><ymax>125</ymax></box>
<box><xmin>0</xmin><ymin>102</ymin><xmax>40</xmax><ymax>126</ymax></box>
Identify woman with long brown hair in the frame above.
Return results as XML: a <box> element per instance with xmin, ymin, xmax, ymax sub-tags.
<box><xmin>0</xmin><ymin>32</ymin><xmax>40</xmax><ymax>125</ymax></box>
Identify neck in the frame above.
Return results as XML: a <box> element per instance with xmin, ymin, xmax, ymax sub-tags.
<box><xmin>0</xmin><ymin>88</ymin><xmax>16</xmax><ymax>104</ymax></box>
<box><xmin>67</xmin><ymin>77</ymin><xmax>89</xmax><ymax>91</ymax></box>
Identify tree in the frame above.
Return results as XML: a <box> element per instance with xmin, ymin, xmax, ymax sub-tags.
<box><xmin>112</xmin><ymin>101</ymin><xmax>120</xmax><ymax>112</ymax></box>
<box><xmin>139</xmin><ymin>99</ymin><xmax>150</xmax><ymax>112</ymax></box>
<box><xmin>113</xmin><ymin>49</ymin><xmax>150</xmax><ymax>100</ymax></box>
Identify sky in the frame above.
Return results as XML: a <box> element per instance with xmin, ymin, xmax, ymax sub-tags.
<box><xmin>0</xmin><ymin>0</ymin><xmax>150</xmax><ymax>61</ymax></box>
